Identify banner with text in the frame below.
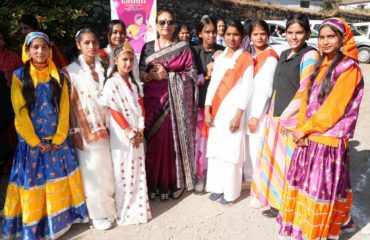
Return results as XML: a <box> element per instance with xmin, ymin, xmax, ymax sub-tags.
<box><xmin>111</xmin><ymin>0</ymin><xmax>157</xmax><ymax>55</ymax></box>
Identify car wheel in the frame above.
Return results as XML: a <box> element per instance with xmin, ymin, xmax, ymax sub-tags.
<box><xmin>358</xmin><ymin>46</ymin><xmax>370</xmax><ymax>63</ymax></box>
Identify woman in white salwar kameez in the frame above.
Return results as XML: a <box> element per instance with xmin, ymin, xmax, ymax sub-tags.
<box><xmin>205</xmin><ymin>20</ymin><xmax>254</xmax><ymax>204</ymax></box>
<box><xmin>102</xmin><ymin>40</ymin><xmax>151</xmax><ymax>225</ymax></box>
<box><xmin>243</xmin><ymin>20</ymin><xmax>278</xmax><ymax>207</ymax></box>
<box><xmin>65</xmin><ymin>28</ymin><xmax>116</xmax><ymax>230</ymax></box>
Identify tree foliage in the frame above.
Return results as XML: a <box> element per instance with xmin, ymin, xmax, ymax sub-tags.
<box><xmin>0</xmin><ymin>0</ymin><xmax>110</xmax><ymax>60</ymax></box>
<box><xmin>321</xmin><ymin>0</ymin><xmax>339</xmax><ymax>11</ymax></box>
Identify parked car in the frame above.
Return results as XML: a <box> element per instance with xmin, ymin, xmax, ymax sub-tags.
<box><xmin>354</xmin><ymin>22</ymin><xmax>370</xmax><ymax>38</ymax></box>
<box><xmin>266</xmin><ymin>20</ymin><xmax>318</xmax><ymax>48</ymax></box>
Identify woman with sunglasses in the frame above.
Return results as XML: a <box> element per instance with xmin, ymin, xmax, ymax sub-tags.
<box><xmin>139</xmin><ymin>10</ymin><xmax>198</xmax><ymax>201</ymax></box>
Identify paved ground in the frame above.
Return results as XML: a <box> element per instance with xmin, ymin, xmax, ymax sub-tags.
<box><xmin>1</xmin><ymin>65</ymin><xmax>370</xmax><ymax>240</ymax></box>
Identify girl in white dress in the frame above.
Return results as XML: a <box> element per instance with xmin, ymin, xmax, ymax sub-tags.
<box><xmin>205</xmin><ymin>20</ymin><xmax>254</xmax><ymax>204</ymax></box>
<box><xmin>243</xmin><ymin>20</ymin><xmax>278</xmax><ymax>208</ymax></box>
<box><xmin>65</xmin><ymin>28</ymin><xmax>116</xmax><ymax>230</ymax></box>
<box><xmin>101</xmin><ymin>40</ymin><xmax>151</xmax><ymax>225</ymax></box>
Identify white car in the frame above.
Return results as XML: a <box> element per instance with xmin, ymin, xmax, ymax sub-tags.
<box><xmin>266</xmin><ymin>20</ymin><xmax>318</xmax><ymax>49</ymax></box>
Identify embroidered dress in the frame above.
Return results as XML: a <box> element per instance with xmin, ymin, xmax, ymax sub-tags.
<box><xmin>279</xmin><ymin>18</ymin><xmax>364</xmax><ymax>239</ymax></box>
<box><xmin>102</xmin><ymin>72</ymin><xmax>151</xmax><ymax>225</ymax></box>
<box><xmin>139</xmin><ymin>40</ymin><xmax>198</xmax><ymax>199</ymax></box>
<box><xmin>66</xmin><ymin>55</ymin><xmax>116</xmax><ymax>221</ymax></box>
<box><xmin>2</xmin><ymin>66</ymin><xmax>88</xmax><ymax>240</ymax></box>
<box><xmin>244</xmin><ymin>48</ymin><xmax>278</xmax><ymax>185</ymax></box>
<box><xmin>205</xmin><ymin>48</ymin><xmax>254</xmax><ymax>201</ymax></box>
<box><xmin>252</xmin><ymin>46</ymin><xmax>319</xmax><ymax>209</ymax></box>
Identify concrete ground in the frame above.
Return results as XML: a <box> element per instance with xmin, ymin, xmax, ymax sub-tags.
<box><xmin>1</xmin><ymin>65</ymin><xmax>370</xmax><ymax>240</ymax></box>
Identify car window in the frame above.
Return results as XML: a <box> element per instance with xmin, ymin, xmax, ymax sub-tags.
<box><xmin>356</xmin><ymin>25</ymin><xmax>368</xmax><ymax>35</ymax></box>
<box><xmin>313</xmin><ymin>24</ymin><xmax>320</xmax><ymax>31</ymax></box>
<box><xmin>310</xmin><ymin>29</ymin><xmax>318</xmax><ymax>37</ymax></box>
<box><xmin>350</xmin><ymin>24</ymin><xmax>363</xmax><ymax>36</ymax></box>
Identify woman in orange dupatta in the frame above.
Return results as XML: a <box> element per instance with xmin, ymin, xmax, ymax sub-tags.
<box><xmin>205</xmin><ymin>20</ymin><xmax>254</xmax><ymax>205</ymax></box>
<box><xmin>279</xmin><ymin>18</ymin><xmax>364</xmax><ymax>239</ymax></box>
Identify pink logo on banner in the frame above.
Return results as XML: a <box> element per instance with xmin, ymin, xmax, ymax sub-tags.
<box><xmin>112</xmin><ymin>0</ymin><xmax>156</xmax><ymax>55</ymax></box>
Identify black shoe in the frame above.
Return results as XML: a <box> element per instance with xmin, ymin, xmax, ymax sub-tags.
<box><xmin>262</xmin><ymin>207</ymin><xmax>279</xmax><ymax>218</ymax></box>
<box><xmin>208</xmin><ymin>193</ymin><xmax>223</xmax><ymax>201</ymax></box>
<box><xmin>219</xmin><ymin>197</ymin><xmax>233</xmax><ymax>205</ymax></box>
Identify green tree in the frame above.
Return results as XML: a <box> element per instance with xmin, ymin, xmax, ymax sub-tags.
<box><xmin>0</xmin><ymin>0</ymin><xmax>110</xmax><ymax>60</ymax></box>
<box><xmin>321</xmin><ymin>0</ymin><xmax>339</xmax><ymax>11</ymax></box>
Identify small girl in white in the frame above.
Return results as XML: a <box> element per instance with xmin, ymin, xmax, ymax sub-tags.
<box><xmin>101</xmin><ymin>39</ymin><xmax>151</xmax><ymax>225</ymax></box>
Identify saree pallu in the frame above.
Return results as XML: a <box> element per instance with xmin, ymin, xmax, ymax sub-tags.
<box><xmin>278</xmin><ymin>139</ymin><xmax>353</xmax><ymax>240</ymax></box>
<box><xmin>143</xmin><ymin>41</ymin><xmax>198</xmax><ymax>197</ymax></box>
<box><xmin>251</xmin><ymin>97</ymin><xmax>295</xmax><ymax>210</ymax></box>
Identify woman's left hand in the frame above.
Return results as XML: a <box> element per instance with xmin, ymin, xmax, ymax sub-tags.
<box><xmin>293</xmin><ymin>128</ymin><xmax>305</xmax><ymax>142</ymax></box>
<box><xmin>155</xmin><ymin>64</ymin><xmax>167</xmax><ymax>80</ymax></box>
<box><xmin>229</xmin><ymin>115</ymin><xmax>241</xmax><ymax>133</ymax></box>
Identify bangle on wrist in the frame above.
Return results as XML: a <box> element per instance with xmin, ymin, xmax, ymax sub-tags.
<box><xmin>69</xmin><ymin>128</ymin><xmax>80</xmax><ymax>135</ymax></box>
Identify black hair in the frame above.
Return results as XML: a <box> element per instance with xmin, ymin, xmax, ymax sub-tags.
<box><xmin>18</xmin><ymin>14</ymin><xmax>39</xmax><ymax>31</ymax></box>
<box><xmin>225</xmin><ymin>19</ymin><xmax>244</xmax><ymax>37</ymax></box>
<box><xmin>249</xmin><ymin>19</ymin><xmax>270</xmax><ymax>38</ymax></box>
<box><xmin>307</xmin><ymin>25</ymin><xmax>345</xmax><ymax>104</ymax></box>
<box><xmin>216</xmin><ymin>18</ymin><xmax>226</xmax><ymax>25</ymax></box>
<box><xmin>107</xmin><ymin>20</ymin><xmax>126</xmax><ymax>44</ymax></box>
<box><xmin>243</xmin><ymin>19</ymin><xmax>254</xmax><ymax>37</ymax></box>
<box><xmin>21</xmin><ymin>39</ymin><xmax>63</xmax><ymax>112</ymax></box>
<box><xmin>156</xmin><ymin>10</ymin><xmax>175</xmax><ymax>23</ymax></box>
<box><xmin>177</xmin><ymin>24</ymin><xmax>190</xmax><ymax>33</ymax></box>
<box><xmin>196</xmin><ymin>17</ymin><xmax>216</xmax><ymax>43</ymax></box>
<box><xmin>75</xmin><ymin>27</ymin><xmax>100</xmax><ymax>44</ymax></box>
<box><xmin>286</xmin><ymin>14</ymin><xmax>310</xmax><ymax>35</ymax></box>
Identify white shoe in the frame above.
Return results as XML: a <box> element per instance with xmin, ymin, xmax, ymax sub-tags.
<box><xmin>92</xmin><ymin>218</ymin><xmax>112</xmax><ymax>230</ymax></box>
<box><xmin>249</xmin><ymin>196</ymin><xmax>262</xmax><ymax>209</ymax></box>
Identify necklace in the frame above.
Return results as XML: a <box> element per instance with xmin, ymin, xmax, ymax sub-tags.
<box><xmin>158</xmin><ymin>39</ymin><xmax>173</xmax><ymax>50</ymax></box>
<box><xmin>78</xmin><ymin>54</ymin><xmax>105</xmax><ymax>97</ymax></box>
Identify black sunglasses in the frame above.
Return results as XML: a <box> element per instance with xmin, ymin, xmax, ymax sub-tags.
<box><xmin>158</xmin><ymin>19</ymin><xmax>175</xmax><ymax>26</ymax></box>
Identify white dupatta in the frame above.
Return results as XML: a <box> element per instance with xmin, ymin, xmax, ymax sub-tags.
<box><xmin>101</xmin><ymin>71</ymin><xmax>144</xmax><ymax>130</ymax></box>
<box><xmin>67</xmin><ymin>55</ymin><xmax>107</xmax><ymax>134</ymax></box>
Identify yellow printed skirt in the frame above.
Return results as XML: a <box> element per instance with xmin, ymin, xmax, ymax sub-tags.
<box><xmin>2</xmin><ymin>139</ymin><xmax>88</xmax><ymax>239</ymax></box>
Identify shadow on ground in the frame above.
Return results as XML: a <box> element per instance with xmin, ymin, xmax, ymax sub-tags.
<box><xmin>339</xmin><ymin>140</ymin><xmax>370</xmax><ymax>240</ymax></box>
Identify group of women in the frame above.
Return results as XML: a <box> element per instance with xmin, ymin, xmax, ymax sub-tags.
<box><xmin>0</xmin><ymin>8</ymin><xmax>364</xmax><ymax>240</ymax></box>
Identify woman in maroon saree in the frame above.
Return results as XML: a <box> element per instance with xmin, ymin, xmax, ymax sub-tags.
<box><xmin>139</xmin><ymin>10</ymin><xmax>198</xmax><ymax>200</ymax></box>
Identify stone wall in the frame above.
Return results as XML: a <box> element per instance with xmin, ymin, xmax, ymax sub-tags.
<box><xmin>157</xmin><ymin>0</ymin><xmax>370</xmax><ymax>29</ymax></box>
